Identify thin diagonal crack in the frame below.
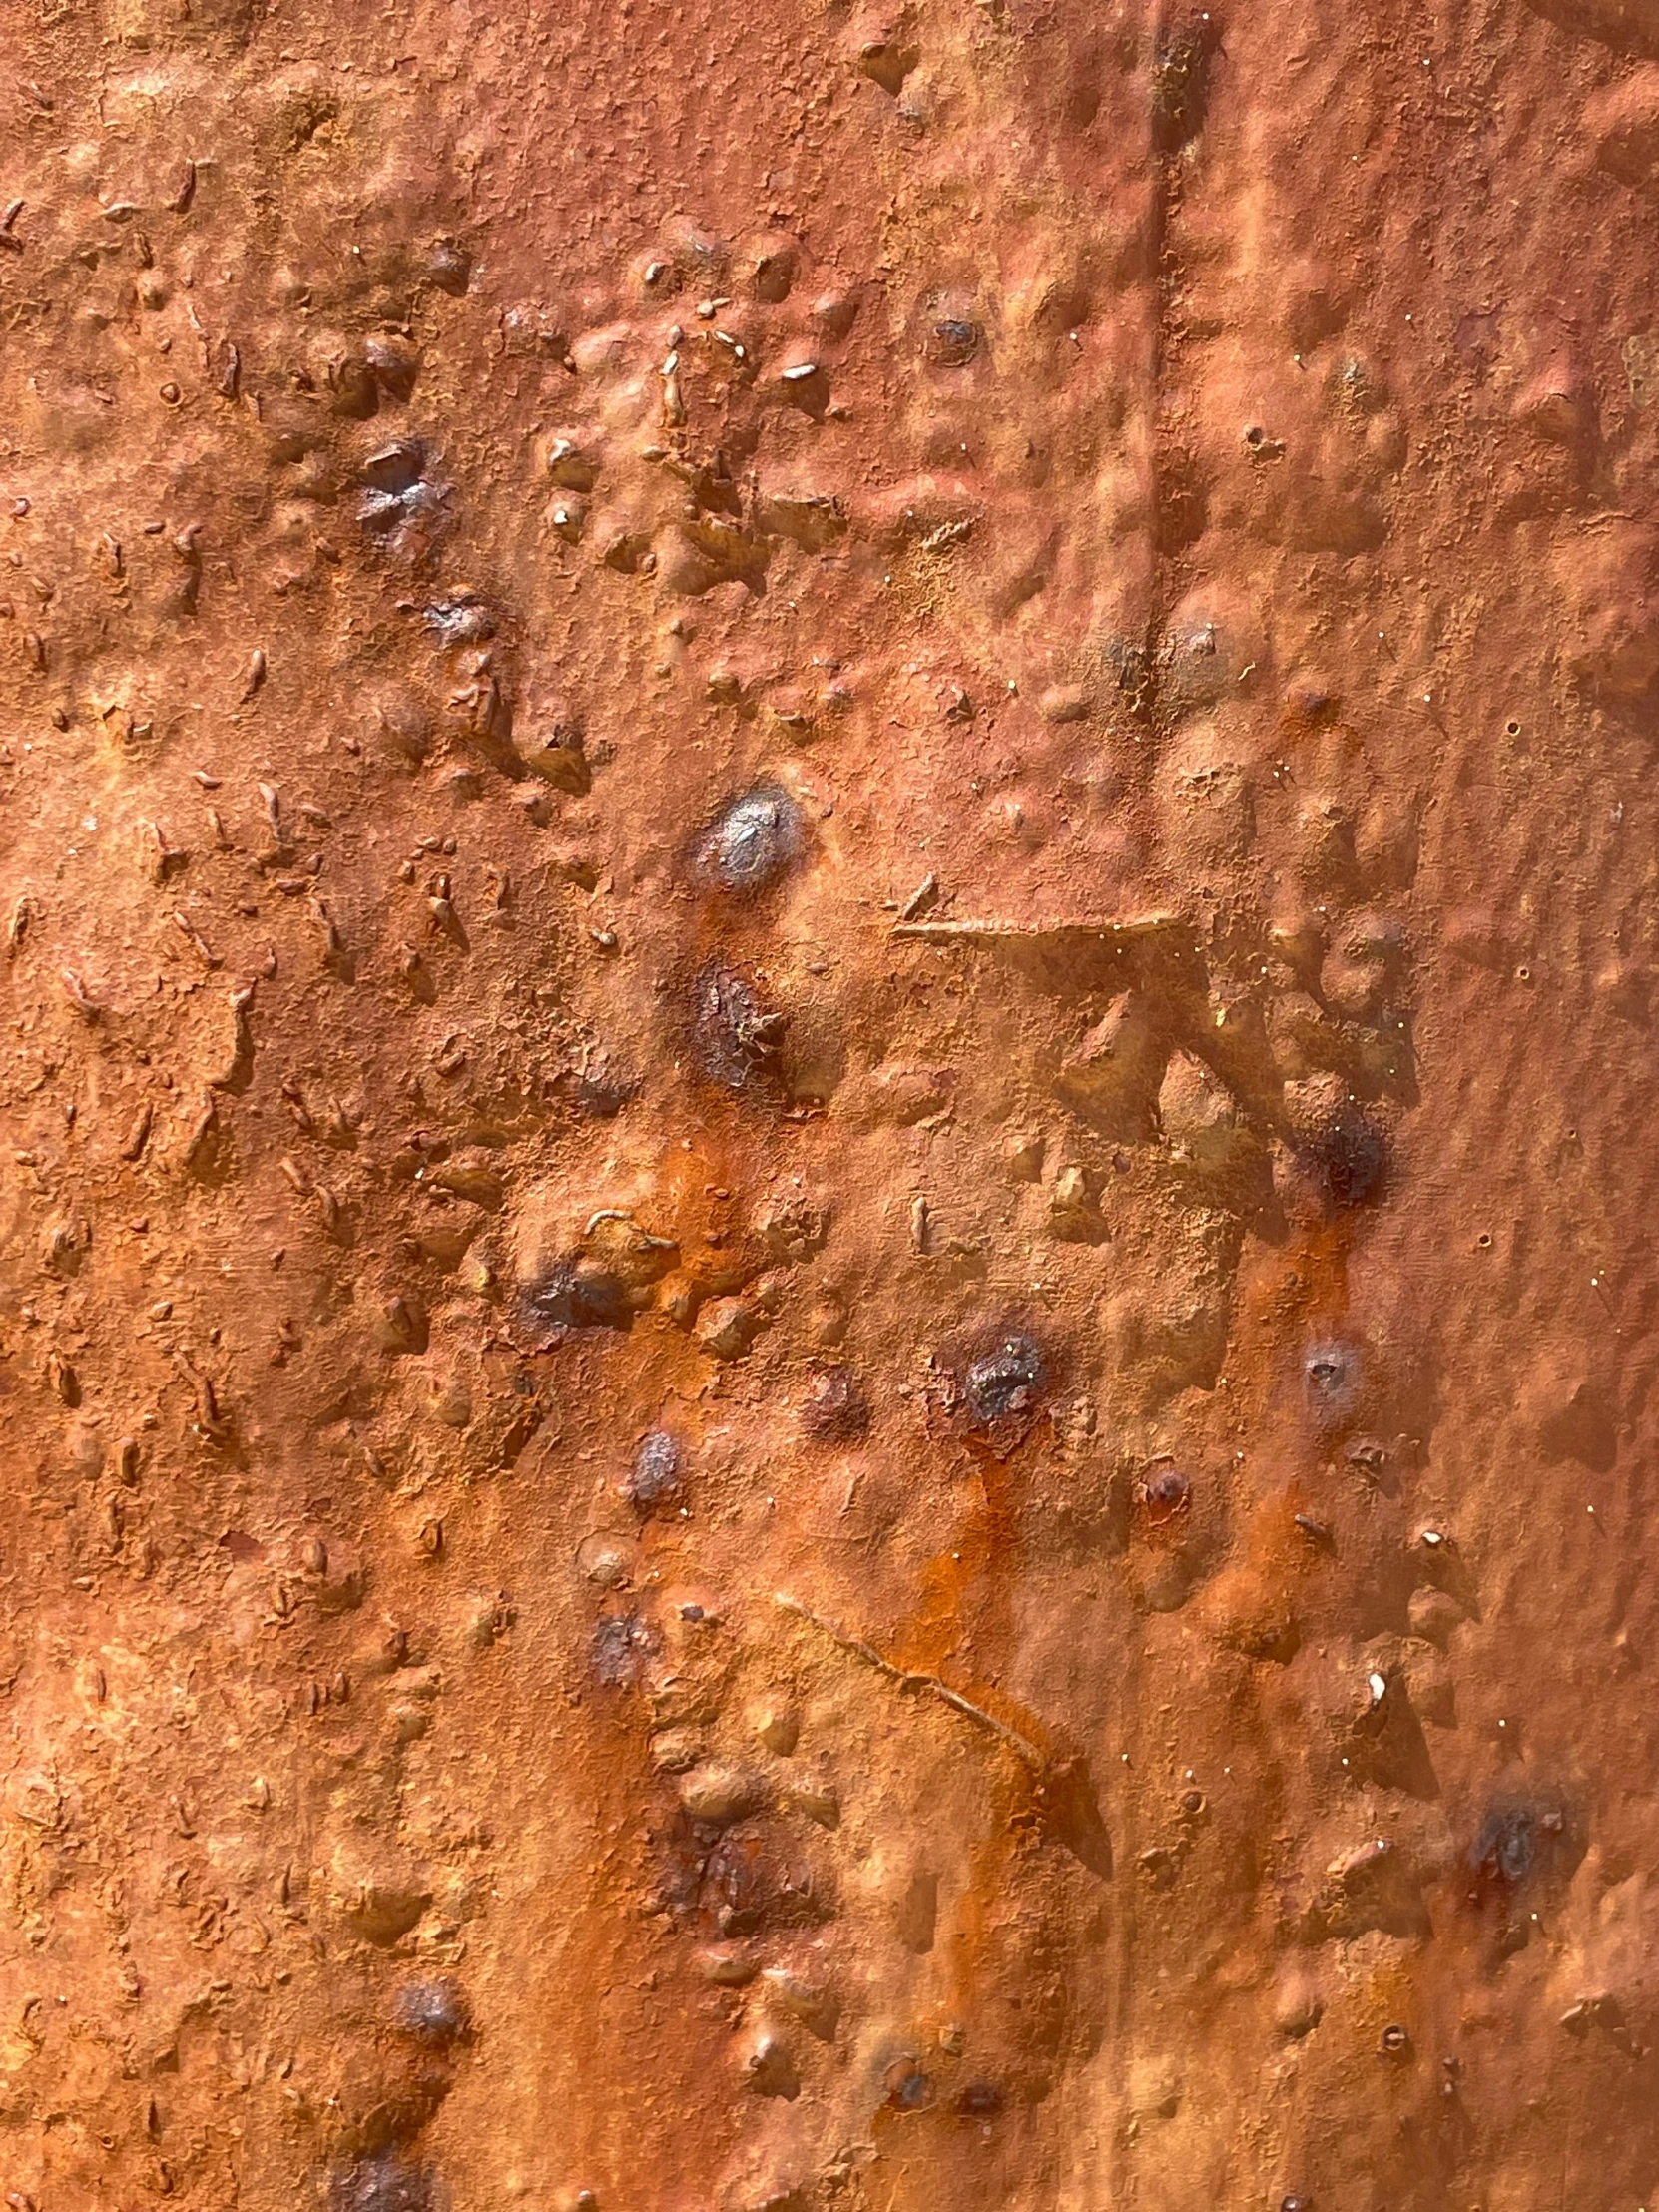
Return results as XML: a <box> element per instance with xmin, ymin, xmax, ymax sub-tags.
<box><xmin>775</xmin><ymin>1591</ymin><xmax>1048</xmax><ymax>1772</ymax></box>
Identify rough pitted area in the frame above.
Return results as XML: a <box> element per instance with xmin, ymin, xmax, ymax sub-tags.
<box><xmin>0</xmin><ymin>0</ymin><xmax>1657</xmax><ymax>2205</ymax></box>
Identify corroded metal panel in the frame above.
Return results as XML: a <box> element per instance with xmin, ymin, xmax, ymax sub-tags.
<box><xmin>1</xmin><ymin>0</ymin><xmax>1657</xmax><ymax>2206</ymax></box>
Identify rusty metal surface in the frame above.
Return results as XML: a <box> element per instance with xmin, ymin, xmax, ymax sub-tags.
<box><xmin>1</xmin><ymin>0</ymin><xmax>1658</xmax><ymax>2205</ymax></box>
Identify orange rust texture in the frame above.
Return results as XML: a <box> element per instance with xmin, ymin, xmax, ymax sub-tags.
<box><xmin>0</xmin><ymin>0</ymin><xmax>1658</xmax><ymax>2206</ymax></box>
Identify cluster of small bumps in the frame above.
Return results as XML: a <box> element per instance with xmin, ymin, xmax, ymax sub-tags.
<box><xmin>0</xmin><ymin>0</ymin><xmax>1656</xmax><ymax>2206</ymax></box>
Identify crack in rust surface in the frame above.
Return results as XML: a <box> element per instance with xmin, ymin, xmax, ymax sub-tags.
<box><xmin>0</xmin><ymin>0</ymin><xmax>1656</xmax><ymax>2204</ymax></box>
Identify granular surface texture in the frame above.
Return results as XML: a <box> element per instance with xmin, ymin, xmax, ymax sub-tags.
<box><xmin>0</xmin><ymin>0</ymin><xmax>1657</xmax><ymax>2205</ymax></box>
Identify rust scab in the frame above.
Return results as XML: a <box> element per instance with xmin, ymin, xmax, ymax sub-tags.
<box><xmin>694</xmin><ymin>785</ymin><xmax>803</xmax><ymax>895</ymax></box>
<box><xmin>931</xmin><ymin>1325</ymin><xmax>1052</xmax><ymax>1457</ymax></box>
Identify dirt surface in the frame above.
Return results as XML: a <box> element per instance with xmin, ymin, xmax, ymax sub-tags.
<box><xmin>0</xmin><ymin>0</ymin><xmax>1657</xmax><ymax>2206</ymax></box>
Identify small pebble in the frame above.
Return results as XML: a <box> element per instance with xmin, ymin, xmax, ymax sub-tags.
<box><xmin>697</xmin><ymin>786</ymin><xmax>802</xmax><ymax>894</ymax></box>
<box><xmin>678</xmin><ymin>1762</ymin><xmax>767</xmax><ymax>1826</ymax></box>
<box><xmin>393</xmin><ymin>1976</ymin><xmax>470</xmax><ymax>2044</ymax></box>
<box><xmin>624</xmin><ymin>1429</ymin><xmax>683</xmax><ymax>1508</ymax></box>
<box><xmin>884</xmin><ymin>2057</ymin><xmax>935</xmax><ymax>2110</ymax></box>
<box><xmin>964</xmin><ymin>1335</ymin><xmax>1044</xmax><ymax>1425</ymax></box>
